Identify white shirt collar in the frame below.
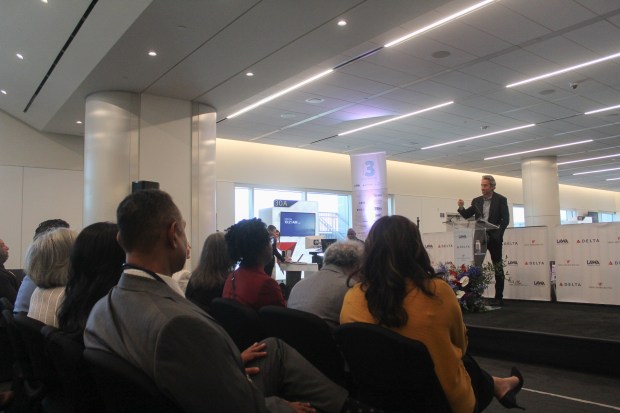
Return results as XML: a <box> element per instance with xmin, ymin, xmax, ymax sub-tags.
<box><xmin>125</xmin><ymin>268</ymin><xmax>185</xmax><ymax>297</ymax></box>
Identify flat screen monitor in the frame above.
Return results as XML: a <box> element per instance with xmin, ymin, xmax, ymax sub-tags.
<box><xmin>305</xmin><ymin>235</ymin><xmax>324</xmax><ymax>249</ymax></box>
<box><xmin>280</xmin><ymin>212</ymin><xmax>316</xmax><ymax>237</ymax></box>
<box><xmin>320</xmin><ymin>238</ymin><xmax>337</xmax><ymax>252</ymax></box>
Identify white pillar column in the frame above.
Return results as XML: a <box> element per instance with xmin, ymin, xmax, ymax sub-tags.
<box><xmin>191</xmin><ymin>103</ymin><xmax>217</xmax><ymax>254</ymax></box>
<box><xmin>84</xmin><ymin>92</ymin><xmax>139</xmax><ymax>225</ymax></box>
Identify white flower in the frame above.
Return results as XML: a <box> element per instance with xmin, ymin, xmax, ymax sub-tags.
<box><xmin>456</xmin><ymin>290</ymin><xmax>465</xmax><ymax>299</ymax></box>
<box><xmin>460</xmin><ymin>276</ymin><xmax>469</xmax><ymax>287</ymax></box>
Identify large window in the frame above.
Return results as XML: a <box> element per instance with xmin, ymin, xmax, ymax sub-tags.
<box><xmin>600</xmin><ymin>212</ymin><xmax>615</xmax><ymax>222</ymax></box>
<box><xmin>512</xmin><ymin>205</ymin><xmax>525</xmax><ymax>227</ymax></box>
<box><xmin>560</xmin><ymin>209</ymin><xmax>577</xmax><ymax>224</ymax></box>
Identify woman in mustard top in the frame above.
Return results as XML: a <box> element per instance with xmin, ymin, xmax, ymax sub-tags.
<box><xmin>340</xmin><ymin>215</ymin><xmax>524</xmax><ymax>413</ymax></box>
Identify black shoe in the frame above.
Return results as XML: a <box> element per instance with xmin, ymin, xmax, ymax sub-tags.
<box><xmin>489</xmin><ymin>298</ymin><xmax>504</xmax><ymax>306</ymax></box>
<box><xmin>498</xmin><ymin>367</ymin><xmax>525</xmax><ymax>410</ymax></box>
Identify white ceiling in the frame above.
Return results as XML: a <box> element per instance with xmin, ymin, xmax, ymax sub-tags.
<box><xmin>2</xmin><ymin>0</ymin><xmax>620</xmax><ymax>192</ymax></box>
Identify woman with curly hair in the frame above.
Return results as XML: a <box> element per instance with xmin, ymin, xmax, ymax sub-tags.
<box><xmin>186</xmin><ymin>232</ymin><xmax>233</xmax><ymax>313</ymax></box>
<box><xmin>222</xmin><ymin>218</ymin><xmax>286</xmax><ymax>310</ymax></box>
<box><xmin>340</xmin><ymin>215</ymin><xmax>524</xmax><ymax>413</ymax></box>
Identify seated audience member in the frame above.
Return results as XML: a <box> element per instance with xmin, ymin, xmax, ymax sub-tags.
<box><xmin>346</xmin><ymin>228</ymin><xmax>364</xmax><ymax>244</ymax></box>
<box><xmin>84</xmin><ymin>189</ymin><xmax>378</xmax><ymax>413</ymax></box>
<box><xmin>25</xmin><ymin>227</ymin><xmax>77</xmax><ymax>327</ymax></box>
<box><xmin>172</xmin><ymin>242</ymin><xmax>192</xmax><ymax>293</ymax></box>
<box><xmin>57</xmin><ymin>222</ymin><xmax>125</xmax><ymax>341</ymax></box>
<box><xmin>0</xmin><ymin>238</ymin><xmax>20</xmax><ymax>304</ymax></box>
<box><xmin>340</xmin><ymin>215</ymin><xmax>525</xmax><ymax>413</ymax></box>
<box><xmin>186</xmin><ymin>232</ymin><xmax>232</xmax><ymax>313</ymax></box>
<box><xmin>288</xmin><ymin>241</ymin><xmax>363</xmax><ymax>327</ymax></box>
<box><xmin>222</xmin><ymin>218</ymin><xmax>286</xmax><ymax>310</ymax></box>
<box><xmin>14</xmin><ymin>218</ymin><xmax>70</xmax><ymax>313</ymax></box>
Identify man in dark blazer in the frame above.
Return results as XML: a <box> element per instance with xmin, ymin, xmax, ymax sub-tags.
<box><xmin>85</xmin><ymin>189</ymin><xmax>374</xmax><ymax>413</ymax></box>
<box><xmin>458</xmin><ymin>175</ymin><xmax>510</xmax><ymax>306</ymax></box>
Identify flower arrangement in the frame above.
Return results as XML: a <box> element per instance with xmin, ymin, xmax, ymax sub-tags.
<box><xmin>436</xmin><ymin>263</ymin><xmax>493</xmax><ymax>312</ymax></box>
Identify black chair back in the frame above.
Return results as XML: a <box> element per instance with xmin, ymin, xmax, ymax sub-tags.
<box><xmin>209</xmin><ymin>298</ymin><xmax>263</xmax><ymax>351</ymax></box>
<box><xmin>335</xmin><ymin>322</ymin><xmax>452</xmax><ymax>413</ymax></box>
<box><xmin>83</xmin><ymin>348</ymin><xmax>183</xmax><ymax>413</ymax></box>
<box><xmin>0</xmin><ymin>298</ymin><xmax>14</xmax><ymax>382</ymax></box>
<box><xmin>42</xmin><ymin>326</ymin><xmax>104</xmax><ymax>413</ymax></box>
<box><xmin>258</xmin><ymin>305</ymin><xmax>346</xmax><ymax>386</ymax></box>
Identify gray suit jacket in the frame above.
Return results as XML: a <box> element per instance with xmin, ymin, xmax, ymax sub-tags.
<box><xmin>84</xmin><ymin>273</ymin><xmax>291</xmax><ymax>413</ymax></box>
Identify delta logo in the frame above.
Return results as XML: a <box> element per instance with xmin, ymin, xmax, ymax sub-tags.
<box><xmin>559</xmin><ymin>282</ymin><xmax>582</xmax><ymax>287</ymax></box>
<box><xmin>534</xmin><ymin>281</ymin><xmax>546</xmax><ymax>286</ymax></box>
<box><xmin>556</xmin><ymin>239</ymin><xmax>569</xmax><ymax>244</ymax></box>
<box><xmin>524</xmin><ymin>261</ymin><xmax>545</xmax><ymax>266</ymax></box>
<box><xmin>586</xmin><ymin>259</ymin><xmax>600</xmax><ymax>266</ymax></box>
<box><xmin>610</xmin><ymin>261</ymin><xmax>620</xmax><ymax>266</ymax></box>
<box><xmin>437</xmin><ymin>244</ymin><xmax>453</xmax><ymax>249</ymax></box>
<box><xmin>503</xmin><ymin>241</ymin><xmax>518</xmax><ymax>246</ymax></box>
<box><xmin>577</xmin><ymin>238</ymin><xmax>600</xmax><ymax>244</ymax></box>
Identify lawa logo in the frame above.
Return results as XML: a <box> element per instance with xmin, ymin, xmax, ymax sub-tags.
<box><xmin>503</xmin><ymin>241</ymin><xmax>518</xmax><ymax>246</ymax></box>
<box><xmin>534</xmin><ymin>281</ymin><xmax>546</xmax><ymax>286</ymax></box>
<box><xmin>507</xmin><ymin>260</ymin><xmax>518</xmax><ymax>266</ymax></box>
<box><xmin>458</xmin><ymin>235</ymin><xmax>467</xmax><ymax>239</ymax></box>
<box><xmin>559</xmin><ymin>282</ymin><xmax>581</xmax><ymax>287</ymax></box>
<box><xmin>424</xmin><ymin>244</ymin><xmax>433</xmax><ymax>249</ymax></box>
<box><xmin>556</xmin><ymin>239</ymin><xmax>569</xmax><ymax>244</ymax></box>
<box><xmin>586</xmin><ymin>259</ymin><xmax>600</xmax><ymax>266</ymax></box>
<box><xmin>524</xmin><ymin>261</ymin><xmax>545</xmax><ymax>266</ymax></box>
<box><xmin>577</xmin><ymin>239</ymin><xmax>600</xmax><ymax>244</ymax></box>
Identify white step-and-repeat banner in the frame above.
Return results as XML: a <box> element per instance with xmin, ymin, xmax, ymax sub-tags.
<box><xmin>554</xmin><ymin>222</ymin><xmax>620</xmax><ymax>305</ymax></box>
<box><xmin>423</xmin><ymin>227</ymin><xmax>550</xmax><ymax>301</ymax></box>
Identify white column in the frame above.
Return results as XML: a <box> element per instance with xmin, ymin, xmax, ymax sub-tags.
<box><xmin>522</xmin><ymin>156</ymin><xmax>560</xmax><ymax>259</ymax></box>
<box><xmin>191</xmin><ymin>103</ymin><xmax>217</xmax><ymax>254</ymax></box>
<box><xmin>84</xmin><ymin>92</ymin><xmax>139</xmax><ymax>225</ymax></box>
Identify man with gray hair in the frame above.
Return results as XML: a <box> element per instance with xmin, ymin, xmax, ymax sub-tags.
<box><xmin>458</xmin><ymin>174</ymin><xmax>509</xmax><ymax>306</ymax></box>
<box><xmin>288</xmin><ymin>241</ymin><xmax>364</xmax><ymax>327</ymax></box>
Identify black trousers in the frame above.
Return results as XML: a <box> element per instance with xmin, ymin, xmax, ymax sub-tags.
<box><xmin>486</xmin><ymin>236</ymin><xmax>505</xmax><ymax>300</ymax></box>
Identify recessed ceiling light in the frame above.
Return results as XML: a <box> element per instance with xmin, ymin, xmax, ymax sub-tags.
<box><xmin>432</xmin><ymin>50</ymin><xmax>451</xmax><ymax>59</ymax></box>
<box><xmin>337</xmin><ymin>19</ymin><xmax>347</xmax><ymax>26</ymax></box>
<box><xmin>16</xmin><ymin>53</ymin><xmax>24</xmax><ymax>60</ymax></box>
<box><xmin>584</xmin><ymin>103</ymin><xmax>620</xmax><ymax>115</ymax></box>
<box><xmin>76</xmin><ymin>121</ymin><xmax>82</xmax><ymax>124</ymax></box>
<box><xmin>558</xmin><ymin>153</ymin><xmax>620</xmax><ymax>165</ymax></box>
<box><xmin>148</xmin><ymin>51</ymin><xmax>157</xmax><ymax>57</ymax></box>
<box><xmin>484</xmin><ymin>140</ymin><xmax>592</xmax><ymax>160</ymax></box>
<box><xmin>1</xmin><ymin>90</ymin><xmax>6</xmax><ymax>95</ymax></box>
<box><xmin>305</xmin><ymin>97</ymin><xmax>324</xmax><ymax>104</ymax></box>
<box><xmin>41</xmin><ymin>0</ymin><xmax>48</xmax><ymax>3</ymax></box>
<box><xmin>280</xmin><ymin>113</ymin><xmax>296</xmax><ymax>119</ymax></box>
<box><xmin>506</xmin><ymin>50</ymin><xmax>620</xmax><ymax>88</ymax></box>
<box><xmin>606</xmin><ymin>177</ymin><xmax>620</xmax><ymax>181</ymax></box>
<box><xmin>422</xmin><ymin>124</ymin><xmax>536</xmax><ymax>150</ymax></box>
<box><xmin>574</xmin><ymin>167</ymin><xmax>620</xmax><ymax>176</ymax></box>
<box><xmin>246</xmin><ymin>72</ymin><xmax>254</xmax><ymax>77</ymax></box>
<box><xmin>384</xmin><ymin>0</ymin><xmax>497</xmax><ymax>48</ymax></box>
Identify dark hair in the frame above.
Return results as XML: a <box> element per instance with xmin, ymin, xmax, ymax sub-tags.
<box><xmin>116</xmin><ymin>189</ymin><xmax>180</xmax><ymax>253</ymax></box>
<box><xmin>482</xmin><ymin>174</ymin><xmax>496</xmax><ymax>188</ymax></box>
<box><xmin>58</xmin><ymin>222</ymin><xmax>125</xmax><ymax>335</ymax></box>
<box><xmin>225</xmin><ymin>218</ymin><xmax>270</xmax><ymax>267</ymax></box>
<box><xmin>356</xmin><ymin>215</ymin><xmax>436</xmax><ymax>328</ymax></box>
<box><xmin>34</xmin><ymin>218</ymin><xmax>70</xmax><ymax>240</ymax></box>
<box><xmin>188</xmin><ymin>232</ymin><xmax>232</xmax><ymax>291</ymax></box>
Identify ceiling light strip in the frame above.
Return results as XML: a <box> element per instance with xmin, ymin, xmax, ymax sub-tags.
<box><xmin>558</xmin><ymin>153</ymin><xmax>620</xmax><ymax>165</ymax></box>
<box><xmin>506</xmin><ymin>51</ymin><xmax>620</xmax><ymax>88</ymax></box>
<box><xmin>484</xmin><ymin>140</ymin><xmax>593</xmax><ymax>160</ymax></box>
<box><xmin>338</xmin><ymin>101</ymin><xmax>453</xmax><ymax>137</ymax></box>
<box><xmin>422</xmin><ymin>124</ymin><xmax>535</xmax><ymax>150</ymax></box>
<box><xmin>606</xmin><ymin>177</ymin><xmax>620</xmax><ymax>181</ymax></box>
<box><xmin>226</xmin><ymin>69</ymin><xmax>334</xmax><ymax>119</ymax></box>
<box><xmin>584</xmin><ymin>104</ymin><xmax>620</xmax><ymax>115</ymax></box>
<box><xmin>574</xmin><ymin>167</ymin><xmax>620</xmax><ymax>176</ymax></box>
<box><xmin>384</xmin><ymin>0</ymin><xmax>497</xmax><ymax>48</ymax></box>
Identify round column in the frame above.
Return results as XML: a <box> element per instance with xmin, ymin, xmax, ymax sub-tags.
<box><xmin>521</xmin><ymin>156</ymin><xmax>560</xmax><ymax>227</ymax></box>
<box><xmin>84</xmin><ymin>92</ymin><xmax>140</xmax><ymax>225</ymax></box>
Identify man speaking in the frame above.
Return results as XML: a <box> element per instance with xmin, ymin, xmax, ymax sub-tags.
<box><xmin>458</xmin><ymin>175</ymin><xmax>509</xmax><ymax>306</ymax></box>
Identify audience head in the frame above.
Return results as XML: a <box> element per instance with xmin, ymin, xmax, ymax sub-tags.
<box><xmin>24</xmin><ymin>227</ymin><xmax>77</xmax><ymax>288</ymax></box>
<box><xmin>346</xmin><ymin>228</ymin><xmax>357</xmax><ymax>240</ymax></box>
<box><xmin>58</xmin><ymin>222</ymin><xmax>125</xmax><ymax>334</ymax></box>
<box><xmin>359</xmin><ymin>215</ymin><xmax>436</xmax><ymax>327</ymax></box>
<box><xmin>189</xmin><ymin>232</ymin><xmax>232</xmax><ymax>290</ymax></box>
<box><xmin>34</xmin><ymin>218</ymin><xmax>70</xmax><ymax>240</ymax></box>
<box><xmin>0</xmin><ymin>238</ymin><xmax>8</xmax><ymax>265</ymax></box>
<box><xmin>225</xmin><ymin>218</ymin><xmax>271</xmax><ymax>268</ymax></box>
<box><xmin>323</xmin><ymin>241</ymin><xmax>363</xmax><ymax>273</ymax></box>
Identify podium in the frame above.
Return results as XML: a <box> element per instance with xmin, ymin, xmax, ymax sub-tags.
<box><xmin>279</xmin><ymin>262</ymin><xmax>319</xmax><ymax>290</ymax></box>
<box><xmin>448</xmin><ymin>219</ymin><xmax>499</xmax><ymax>267</ymax></box>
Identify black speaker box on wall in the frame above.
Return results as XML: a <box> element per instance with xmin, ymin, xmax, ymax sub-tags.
<box><xmin>132</xmin><ymin>180</ymin><xmax>160</xmax><ymax>193</ymax></box>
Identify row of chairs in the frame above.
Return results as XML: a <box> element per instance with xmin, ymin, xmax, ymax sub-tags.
<box><xmin>208</xmin><ymin>298</ymin><xmax>452</xmax><ymax>413</ymax></box>
<box><xmin>0</xmin><ymin>297</ymin><xmax>181</xmax><ymax>413</ymax></box>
